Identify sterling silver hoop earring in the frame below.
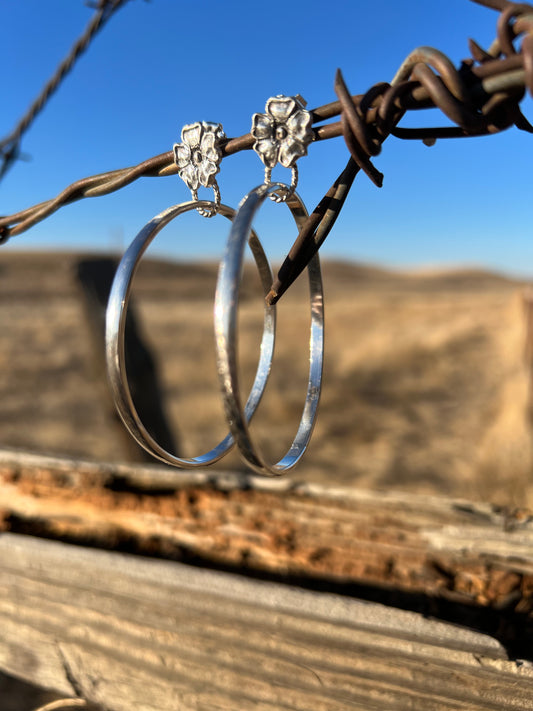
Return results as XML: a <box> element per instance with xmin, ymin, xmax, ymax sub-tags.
<box><xmin>106</xmin><ymin>201</ymin><xmax>276</xmax><ymax>467</ymax></box>
<box><xmin>215</xmin><ymin>92</ymin><xmax>324</xmax><ymax>479</ymax></box>
<box><xmin>106</xmin><ymin>122</ymin><xmax>277</xmax><ymax>468</ymax></box>
<box><xmin>215</xmin><ymin>96</ymin><xmax>323</xmax><ymax>477</ymax></box>
<box><xmin>215</xmin><ymin>184</ymin><xmax>324</xmax><ymax>476</ymax></box>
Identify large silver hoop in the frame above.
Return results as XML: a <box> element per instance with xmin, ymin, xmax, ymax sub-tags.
<box><xmin>215</xmin><ymin>184</ymin><xmax>324</xmax><ymax>476</ymax></box>
<box><xmin>105</xmin><ymin>200</ymin><xmax>276</xmax><ymax>468</ymax></box>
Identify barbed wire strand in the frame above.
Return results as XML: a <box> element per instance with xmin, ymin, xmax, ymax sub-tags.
<box><xmin>268</xmin><ymin>0</ymin><xmax>533</xmax><ymax>302</ymax></box>
<box><xmin>0</xmin><ymin>0</ymin><xmax>132</xmax><ymax>182</ymax></box>
<box><xmin>1</xmin><ymin>0</ymin><xmax>533</xmax><ymax>303</ymax></box>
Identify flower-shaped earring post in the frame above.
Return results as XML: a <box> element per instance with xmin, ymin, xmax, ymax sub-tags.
<box><xmin>173</xmin><ymin>121</ymin><xmax>225</xmax><ymax>217</ymax></box>
<box><xmin>251</xmin><ymin>95</ymin><xmax>313</xmax><ymax>201</ymax></box>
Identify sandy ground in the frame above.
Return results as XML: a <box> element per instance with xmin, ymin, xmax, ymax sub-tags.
<box><xmin>0</xmin><ymin>251</ymin><xmax>531</xmax><ymax>505</ymax></box>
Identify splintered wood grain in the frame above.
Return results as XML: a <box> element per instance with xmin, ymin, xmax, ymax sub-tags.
<box><xmin>0</xmin><ymin>449</ymin><xmax>532</xmax><ymax>616</ymax></box>
<box><xmin>1</xmin><ymin>533</ymin><xmax>533</xmax><ymax>711</ymax></box>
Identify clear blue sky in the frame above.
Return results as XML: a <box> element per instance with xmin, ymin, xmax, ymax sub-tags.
<box><xmin>2</xmin><ymin>0</ymin><xmax>532</xmax><ymax>276</ymax></box>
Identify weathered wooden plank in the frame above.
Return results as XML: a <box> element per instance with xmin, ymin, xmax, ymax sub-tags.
<box><xmin>1</xmin><ymin>447</ymin><xmax>532</xmax><ymax>619</ymax></box>
<box><xmin>1</xmin><ymin>533</ymin><xmax>533</xmax><ymax>711</ymax></box>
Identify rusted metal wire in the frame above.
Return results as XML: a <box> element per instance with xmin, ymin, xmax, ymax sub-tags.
<box><xmin>2</xmin><ymin>0</ymin><xmax>533</xmax><ymax>302</ymax></box>
<box><xmin>0</xmin><ymin>0</ymin><xmax>131</xmax><ymax>182</ymax></box>
<box><xmin>268</xmin><ymin>0</ymin><xmax>533</xmax><ymax>303</ymax></box>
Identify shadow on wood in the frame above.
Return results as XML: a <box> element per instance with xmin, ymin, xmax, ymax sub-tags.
<box><xmin>76</xmin><ymin>257</ymin><xmax>178</xmax><ymax>463</ymax></box>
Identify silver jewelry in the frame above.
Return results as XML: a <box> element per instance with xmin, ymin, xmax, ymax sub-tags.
<box><xmin>214</xmin><ymin>184</ymin><xmax>324</xmax><ymax>476</ymax></box>
<box><xmin>251</xmin><ymin>95</ymin><xmax>313</xmax><ymax>202</ymax></box>
<box><xmin>173</xmin><ymin>121</ymin><xmax>225</xmax><ymax>217</ymax></box>
<box><xmin>106</xmin><ymin>200</ymin><xmax>276</xmax><ymax>468</ymax></box>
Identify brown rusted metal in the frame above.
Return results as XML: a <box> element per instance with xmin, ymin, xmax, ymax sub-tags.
<box><xmin>334</xmin><ymin>70</ymin><xmax>384</xmax><ymax>187</ymax></box>
<box><xmin>469</xmin><ymin>0</ymin><xmax>513</xmax><ymax>10</ymax></box>
<box><xmin>266</xmin><ymin>157</ymin><xmax>358</xmax><ymax>305</ymax></box>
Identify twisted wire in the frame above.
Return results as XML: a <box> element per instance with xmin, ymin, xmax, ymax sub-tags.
<box><xmin>2</xmin><ymin>1</ymin><xmax>533</xmax><ymax>301</ymax></box>
<box><xmin>0</xmin><ymin>0</ymin><xmax>131</xmax><ymax>182</ymax></box>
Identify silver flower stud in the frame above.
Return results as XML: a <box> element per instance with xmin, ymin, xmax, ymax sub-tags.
<box><xmin>173</xmin><ymin>121</ymin><xmax>225</xmax><ymax>216</ymax></box>
<box><xmin>251</xmin><ymin>95</ymin><xmax>313</xmax><ymax>201</ymax></box>
<box><xmin>252</xmin><ymin>95</ymin><xmax>313</xmax><ymax>168</ymax></box>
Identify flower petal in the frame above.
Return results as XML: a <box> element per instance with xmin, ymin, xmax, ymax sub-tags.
<box><xmin>173</xmin><ymin>143</ymin><xmax>191</xmax><ymax>169</ymax></box>
<box><xmin>181</xmin><ymin>122</ymin><xmax>202</xmax><ymax>148</ymax></box>
<box><xmin>279</xmin><ymin>139</ymin><xmax>306</xmax><ymax>168</ymax></box>
<box><xmin>199</xmin><ymin>132</ymin><xmax>218</xmax><ymax>161</ymax></box>
<box><xmin>266</xmin><ymin>95</ymin><xmax>296</xmax><ymax>122</ymax></box>
<box><xmin>179</xmin><ymin>163</ymin><xmax>199</xmax><ymax>190</ymax></box>
<box><xmin>287</xmin><ymin>110</ymin><xmax>313</xmax><ymax>143</ymax></box>
<box><xmin>202</xmin><ymin>146</ymin><xmax>218</xmax><ymax>164</ymax></box>
<box><xmin>251</xmin><ymin>113</ymin><xmax>274</xmax><ymax>140</ymax></box>
<box><xmin>200</xmin><ymin>130</ymin><xmax>215</xmax><ymax>151</ymax></box>
<box><xmin>198</xmin><ymin>160</ymin><xmax>217</xmax><ymax>187</ymax></box>
<box><xmin>254</xmin><ymin>138</ymin><xmax>279</xmax><ymax>168</ymax></box>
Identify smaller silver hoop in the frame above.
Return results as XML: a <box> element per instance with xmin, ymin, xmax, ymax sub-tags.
<box><xmin>106</xmin><ymin>200</ymin><xmax>276</xmax><ymax>468</ymax></box>
<box><xmin>215</xmin><ymin>184</ymin><xmax>324</xmax><ymax>476</ymax></box>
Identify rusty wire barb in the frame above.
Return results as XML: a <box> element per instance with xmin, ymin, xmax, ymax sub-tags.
<box><xmin>1</xmin><ymin>0</ymin><xmax>533</xmax><ymax>301</ymax></box>
<box><xmin>0</xmin><ymin>0</ymin><xmax>132</xmax><ymax>183</ymax></box>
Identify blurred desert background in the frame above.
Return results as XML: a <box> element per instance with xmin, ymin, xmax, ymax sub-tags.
<box><xmin>1</xmin><ymin>250</ymin><xmax>532</xmax><ymax>509</ymax></box>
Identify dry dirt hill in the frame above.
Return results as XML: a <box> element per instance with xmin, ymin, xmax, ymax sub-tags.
<box><xmin>0</xmin><ymin>250</ymin><xmax>531</xmax><ymax>507</ymax></box>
